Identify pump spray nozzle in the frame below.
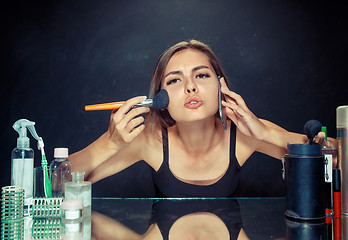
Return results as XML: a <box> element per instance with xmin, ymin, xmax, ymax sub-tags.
<box><xmin>13</xmin><ymin>119</ymin><xmax>36</xmax><ymax>148</ymax></box>
<box><xmin>13</xmin><ymin>119</ymin><xmax>52</xmax><ymax>197</ymax></box>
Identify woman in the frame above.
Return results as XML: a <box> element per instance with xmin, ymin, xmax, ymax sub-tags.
<box><xmin>69</xmin><ymin>40</ymin><xmax>331</xmax><ymax>197</ymax></box>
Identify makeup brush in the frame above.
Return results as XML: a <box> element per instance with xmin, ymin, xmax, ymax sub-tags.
<box><xmin>304</xmin><ymin>120</ymin><xmax>322</xmax><ymax>144</ymax></box>
<box><xmin>85</xmin><ymin>89</ymin><xmax>169</xmax><ymax>111</ymax></box>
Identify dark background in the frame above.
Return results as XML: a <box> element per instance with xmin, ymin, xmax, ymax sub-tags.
<box><xmin>1</xmin><ymin>0</ymin><xmax>347</xmax><ymax>197</ymax></box>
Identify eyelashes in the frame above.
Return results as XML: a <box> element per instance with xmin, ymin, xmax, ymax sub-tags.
<box><xmin>165</xmin><ymin>73</ymin><xmax>211</xmax><ymax>86</ymax></box>
<box><xmin>196</xmin><ymin>73</ymin><xmax>210</xmax><ymax>79</ymax></box>
<box><xmin>166</xmin><ymin>78</ymin><xmax>180</xmax><ymax>85</ymax></box>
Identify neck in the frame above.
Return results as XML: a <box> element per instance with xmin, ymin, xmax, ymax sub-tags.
<box><xmin>173</xmin><ymin>118</ymin><xmax>222</xmax><ymax>155</ymax></box>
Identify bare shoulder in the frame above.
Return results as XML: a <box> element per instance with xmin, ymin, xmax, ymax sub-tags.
<box><xmin>235</xmin><ymin>127</ymin><xmax>257</xmax><ymax>166</ymax></box>
<box><xmin>237</xmin><ymin>119</ymin><xmax>300</xmax><ymax>162</ymax></box>
<box><xmin>235</xmin><ymin>119</ymin><xmax>281</xmax><ymax>165</ymax></box>
<box><xmin>136</xmin><ymin>128</ymin><xmax>163</xmax><ymax>171</ymax></box>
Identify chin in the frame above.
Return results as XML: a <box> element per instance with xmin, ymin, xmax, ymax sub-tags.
<box><xmin>176</xmin><ymin>114</ymin><xmax>217</xmax><ymax>124</ymax></box>
<box><xmin>169</xmin><ymin>106</ymin><xmax>218</xmax><ymax>122</ymax></box>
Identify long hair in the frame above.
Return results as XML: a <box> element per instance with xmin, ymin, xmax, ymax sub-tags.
<box><xmin>145</xmin><ymin>40</ymin><xmax>229</xmax><ymax>140</ymax></box>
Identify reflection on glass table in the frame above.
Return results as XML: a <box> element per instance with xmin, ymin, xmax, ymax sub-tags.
<box><xmin>92</xmin><ymin>198</ymin><xmax>246</xmax><ymax>239</ymax></box>
<box><xmin>90</xmin><ymin>197</ymin><xmax>345</xmax><ymax>240</ymax></box>
<box><xmin>11</xmin><ymin>197</ymin><xmax>344</xmax><ymax>239</ymax></box>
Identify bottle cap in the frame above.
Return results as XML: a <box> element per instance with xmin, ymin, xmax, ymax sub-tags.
<box><xmin>337</xmin><ymin>105</ymin><xmax>348</xmax><ymax>128</ymax></box>
<box><xmin>17</xmin><ymin>136</ymin><xmax>30</xmax><ymax>148</ymax></box>
<box><xmin>54</xmin><ymin>148</ymin><xmax>69</xmax><ymax>158</ymax></box>
<box><xmin>72</xmin><ymin>172</ymin><xmax>85</xmax><ymax>183</ymax></box>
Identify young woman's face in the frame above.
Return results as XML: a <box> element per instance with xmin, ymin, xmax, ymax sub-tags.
<box><xmin>161</xmin><ymin>49</ymin><xmax>219</xmax><ymax>123</ymax></box>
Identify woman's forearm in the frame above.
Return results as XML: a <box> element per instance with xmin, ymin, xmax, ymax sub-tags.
<box><xmin>265</xmin><ymin>126</ymin><xmax>308</xmax><ymax>149</ymax></box>
<box><xmin>69</xmin><ymin>131</ymin><xmax>120</xmax><ymax>179</ymax></box>
<box><xmin>259</xmin><ymin>119</ymin><xmax>307</xmax><ymax>148</ymax></box>
<box><xmin>254</xmin><ymin>119</ymin><xmax>308</xmax><ymax>160</ymax></box>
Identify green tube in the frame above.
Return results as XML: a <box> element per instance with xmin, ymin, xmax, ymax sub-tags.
<box><xmin>42</xmin><ymin>154</ymin><xmax>52</xmax><ymax>198</ymax></box>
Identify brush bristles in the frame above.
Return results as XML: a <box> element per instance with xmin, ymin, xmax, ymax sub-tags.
<box><xmin>153</xmin><ymin>89</ymin><xmax>169</xmax><ymax>110</ymax></box>
<box><xmin>304</xmin><ymin>119</ymin><xmax>322</xmax><ymax>142</ymax></box>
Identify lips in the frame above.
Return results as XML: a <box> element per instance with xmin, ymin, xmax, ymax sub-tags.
<box><xmin>184</xmin><ymin>97</ymin><xmax>203</xmax><ymax>109</ymax></box>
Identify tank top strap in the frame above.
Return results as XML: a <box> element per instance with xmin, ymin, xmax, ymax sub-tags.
<box><xmin>162</xmin><ymin>127</ymin><xmax>169</xmax><ymax>164</ymax></box>
<box><xmin>229</xmin><ymin>123</ymin><xmax>238</xmax><ymax>166</ymax></box>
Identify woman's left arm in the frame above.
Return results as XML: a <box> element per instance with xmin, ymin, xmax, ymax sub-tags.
<box><xmin>219</xmin><ymin>78</ymin><xmax>336</xmax><ymax>160</ymax></box>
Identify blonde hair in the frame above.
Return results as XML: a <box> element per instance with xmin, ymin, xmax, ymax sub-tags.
<box><xmin>145</xmin><ymin>40</ymin><xmax>228</xmax><ymax>140</ymax></box>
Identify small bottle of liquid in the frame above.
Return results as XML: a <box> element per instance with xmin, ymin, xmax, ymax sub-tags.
<box><xmin>321</xmin><ymin>126</ymin><xmax>337</xmax><ymax>216</ymax></box>
<box><xmin>50</xmin><ymin>148</ymin><xmax>72</xmax><ymax>197</ymax></box>
<box><xmin>65</xmin><ymin>172</ymin><xmax>91</xmax><ymax>218</ymax></box>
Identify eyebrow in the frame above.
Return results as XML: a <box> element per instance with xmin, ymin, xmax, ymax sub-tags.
<box><xmin>163</xmin><ymin>65</ymin><xmax>210</xmax><ymax>79</ymax></box>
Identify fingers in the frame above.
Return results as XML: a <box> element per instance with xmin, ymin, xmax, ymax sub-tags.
<box><xmin>219</xmin><ymin>77</ymin><xmax>248</xmax><ymax>112</ymax></box>
<box><xmin>315</xmin><ymin>132</ymin><xmax>325</xmax><ymax>145</ymax></box>
<box><xmin>222</xmin><ymin>100</ymin><xmax>241</xmax><ymax>117</ymax></box>
<box><xmin>115</xmin><ymin>106</ymin><xmax>149</xmax><ymax>128</ymax></box>
<box><xmin>223</xmin><ymin>105</ymin><xmax>238</xmax><ymax>124</ymax></box>
<box><xmin>108</xmin><ymin>96</ymin><xmax>150</xmax><ymax>144</ymax></box>
<box><xmin>118</xmin><ymin>122</ymin><xmax>146</xmax><ymax>143</ymax></box>
<box><xmin>113</xmin><ymin>108</ymin><xmax>149</xmax><ymax>141</ymax></box>
<box><xmin>127</xmin><ymin>115</ymin><xmax>146</xmax><ymax>131</ymax></box>
<box><xmin>113</xmin><ymin>96</ymin><xmax>147</xmax><ymax>122</ymax></box>
<box><xmin>221</xmin><ymin>97</ymin><xmax>249</xmax><ymax>122</ymax></box>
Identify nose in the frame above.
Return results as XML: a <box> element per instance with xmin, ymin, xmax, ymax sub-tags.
<box><xmin>186</xmin><ymin>87</ymin><xmax>197</xmax><ymax>94</ymax></box>
<box><xmin>185</xmin><ymin>79</ymin><xmax>198</xmax><ymax>94</ymax></box>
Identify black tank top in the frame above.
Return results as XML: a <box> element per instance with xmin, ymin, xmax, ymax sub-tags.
<box><xmin>152</xmin><ymin>123</ymin><xmax>241</xmax><ymax>197</ymax></box>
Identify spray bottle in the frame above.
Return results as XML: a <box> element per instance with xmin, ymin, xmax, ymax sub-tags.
<box><xmin>11</xmin><ymin>119</ymin><xmax>52</xmax><ymax>207</ymax></box>
<box><xmin>11</xmin><ymin>119</ymin><xmax>36</xmax><ymax>207</ymax></box>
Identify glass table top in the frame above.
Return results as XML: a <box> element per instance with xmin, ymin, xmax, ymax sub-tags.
<box><xmin>4</xmin><ymin>197</ymin><xmax>347</xmax><ymax>239</ymax></box>
<box><xmin>90</xmin><ymin>197</ymin><xmax>346</xmax><ymax>240</ymax></box>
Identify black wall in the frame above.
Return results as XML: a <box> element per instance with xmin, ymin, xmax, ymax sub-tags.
<box><xmin>1</xmin><ymin>0</ymin><xmax>347</xmax><ymax>197</ymax></box>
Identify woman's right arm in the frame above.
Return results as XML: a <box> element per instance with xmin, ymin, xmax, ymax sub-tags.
<box><xmin>69</xmin><ymin>96</ymin><xmax>150</xmax><ymax>180</ymax></box>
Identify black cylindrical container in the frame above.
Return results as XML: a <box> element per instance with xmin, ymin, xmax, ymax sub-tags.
<box><xmin>285</xmin><ymin>218</ymin><xmax>326</xmax><ymax>239</ymax></box>
<box><xmin>285</xmin><ymin>144</ymin><xmax>325</xmax><ymax>221</ymax></box>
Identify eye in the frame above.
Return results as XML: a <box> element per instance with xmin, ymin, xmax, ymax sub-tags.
<box><xmin>196</xmin><ymin>73</ymin><xmax>210</xmax><ymax>79</ymax></box>
<box><xmin>166</xmin><ymin>78</ymin><xmax>181</xmax><ymax>85</ymax></box>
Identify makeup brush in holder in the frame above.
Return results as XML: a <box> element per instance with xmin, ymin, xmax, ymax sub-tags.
<box><xmin>284</xmin><ymin>120</ymin><xmax>325</xmax><ymax>221</ymax></box>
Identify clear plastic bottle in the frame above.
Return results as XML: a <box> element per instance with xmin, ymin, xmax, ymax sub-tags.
<box><xmin>11</xmin><ymin>147</ymin><xmax>34</xmax><ymax>198</ymax></box>
<box><xmin>11</xmin><ymin>119</ymin><xmax>36</xmax><ymax>209</ymax></box>
<box><xmin>64</xmin><ymin>172</ymin><xmax>91</xmax><ymax>218</ymax></box>
<box><xmin>49</xmin><ymin>148</ymin><xmax>72</xmax><ymax>197</ymax></box>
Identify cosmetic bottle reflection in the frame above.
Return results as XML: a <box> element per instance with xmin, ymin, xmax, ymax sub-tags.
<box><xmin>61</xmin><ymin>200</ymin><xmax>91</xmax><ymax>240</ymax></box>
